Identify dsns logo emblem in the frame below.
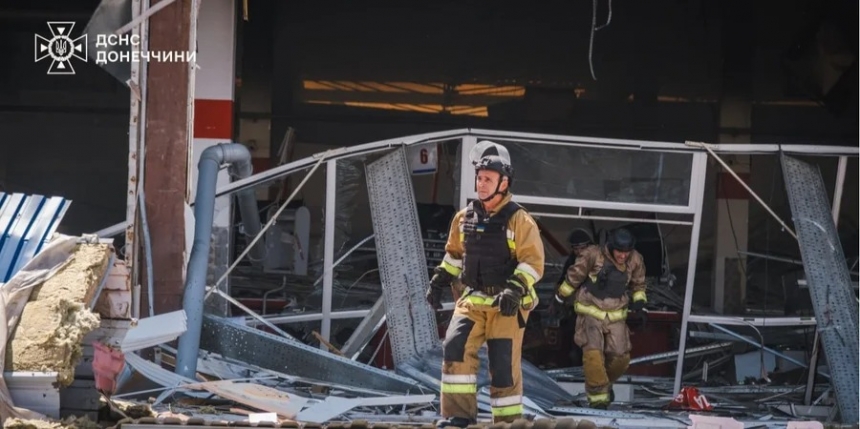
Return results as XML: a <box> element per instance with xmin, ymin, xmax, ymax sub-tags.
<box><xmin>34</xmin><ymin>22</ymin><xmax>88</xmax><ymax>75</ymax></box>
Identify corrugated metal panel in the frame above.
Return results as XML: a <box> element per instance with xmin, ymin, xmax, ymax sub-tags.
<box><xmin>0</xmin><ymin>193</ymin><xmax>71</xmax><ymax>282</ymax></box>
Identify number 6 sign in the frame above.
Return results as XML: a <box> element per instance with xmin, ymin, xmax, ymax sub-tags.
<box><xmin>408</xmin><ymin>143</ymin><xmax>438</xmax><ymax>175</ymax></box>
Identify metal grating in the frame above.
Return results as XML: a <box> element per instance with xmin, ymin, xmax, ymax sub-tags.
<box><xmin>365</xmin><ymin>147</ymin><xmax>440</xmax><ymax>365</ymax></box>
<box><xmin>200</xmin><ymin>315</ymin><xmax>423</xmax><ymax>394</ymax></box>
<box><xmin>0</xmin><ymin>193</ymin><xmax>71</xmax><ymax>282</ymax></box>
<box><xmin>781</xmin><ymin>155</ymin><xmax>859</xmax><ymax>424</ymax></box>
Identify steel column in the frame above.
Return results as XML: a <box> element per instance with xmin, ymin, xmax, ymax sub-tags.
<box><xmin>673</xmin><ymin>151</ymin><xmax>708</xmax><ymax>395</ymax></box>
<box><xmin>320</xmin><ymin>160</ymin><xmax>336</xmax><ymax>347</ymax></box>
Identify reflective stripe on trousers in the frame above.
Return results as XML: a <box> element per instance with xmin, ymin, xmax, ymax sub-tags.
<box><xmin>574</xmin><ymin>301</ymin><xmax>627</xmax><ymax>322</ymax></box>
<box><xmin>441</xmin><ymin>298</ymin><xmax>529</xmax><ymax>424</ymax></box>
<box><xmin>462</xmin><ymin>286</ymin><xmax>538</xmax><ymax>308</ymax></box>
<box><xmin>491</xmin><ymin>395</ymin><xmax>523</xmax><ymax>417</ymax></box>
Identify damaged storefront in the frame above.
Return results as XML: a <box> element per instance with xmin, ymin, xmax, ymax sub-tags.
<box><xmin>0</xmin><ymin>130</ymin><xmax>857</xmax><ymax>429</ymax></box>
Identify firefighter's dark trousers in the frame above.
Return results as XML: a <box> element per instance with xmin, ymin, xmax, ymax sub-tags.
<box><xmin>573</xmin><ymin>307</ymin><xmax>631</xmax><ymax>406</ymax></box>
<box><xmin>440</xmin><ymin>292</ymin><xmax>529</xmax><ymax>423</ymax></box>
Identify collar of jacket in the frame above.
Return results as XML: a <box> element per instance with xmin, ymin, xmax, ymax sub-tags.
<box><xmin>479</xmin><ymin>192</ymin><xmax>514</xmax><ymax>216</ymax></box>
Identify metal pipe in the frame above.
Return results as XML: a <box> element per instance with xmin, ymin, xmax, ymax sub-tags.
<box><xmin>738</xmin><ymin>250</ymin><xmax>804</xmax><ymax>266</ymax></box>
<box><xmin>227</xmin><ymin>147</ymin><xmax>266</xmax><ymax>265</ymax></box>
<box><xmin>204</xmin><ymin>153</ymin><xmax>328</xmax><ymax>301</ymax></box>
<box><xmin>175</xmin><ymin>142</ymin><xmax>260</xmax><ymax>378</ymax></box>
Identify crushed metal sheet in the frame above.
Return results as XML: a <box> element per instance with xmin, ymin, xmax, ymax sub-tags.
<box><xmin>781</xmin><ymin>154</ymin><xmax>859</xmax><ymax>423</ymax></box>
<box><xmin>400</xmin><ymin>346</ymin><xmax>574</xmax><ymax>410</ymax></box>
<box><xmin>124</xmin><ymin>352</ymin><xmax>197</xmax><ymax>389</ymax></box>
<box><xmin>0</xmin><ymin>193</ymin><xmax>71</xmax><ymax>283</ymax></box>
<box><xmin>296</xmin><ymin>394</ymin><xmax>435</xmax><ymax>424</ymax></box>
<box><xmin>200</xmin><ymin>315</ymin><xmax>425</xmax><ymax>394</ymax></box>
<box><xmin>122</xmin><ymin>310</ymin><xmax>188</xmax><ymax>352</ymax></box>
<box><xmin>199</xmin><ymin>381</ymin><xmax>306</xmax><ymax>419</ymax></box>
<box><xmin>339</xmin><ymin>297</ymin><xmax>385</xmax><ymax>360</ymax></box>
<box><xmin>548</xmin><ymin>405</ymin><xmax>645</xmax><ymax>419</ymax></box>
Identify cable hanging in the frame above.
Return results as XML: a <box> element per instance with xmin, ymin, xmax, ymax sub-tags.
<box><xmin>588</xmin><ymin>0</ymin><xmax>613</xmax><ymax>81</ymax></box>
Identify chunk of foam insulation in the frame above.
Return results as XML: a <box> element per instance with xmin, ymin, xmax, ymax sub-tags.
<box><xmin>5</xmin><ymin>243</ymin><xmax>110</xmax><ymax>386</ymax></box>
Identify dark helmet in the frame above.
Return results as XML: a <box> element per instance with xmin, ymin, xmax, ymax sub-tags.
<box><xmin>607</xmin><ymin>228</ymin><xmax>636</xmax><ymax>252</ymax></box>
<box><xmin>567</xmin><ymin>228</ymin><xmax>593</xmax><ymax>247</ymax></box>
<box><xmin>470</xmin><ymin>140</ymin><xmax>514</xmax><ymax>184</ymax></box>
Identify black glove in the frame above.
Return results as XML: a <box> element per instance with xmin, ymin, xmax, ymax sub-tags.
<box><xmin>426</xmin><ymin>267</ymin><xmax>454</xmax><ymax>310</ymax></box>
<box><xmin>548</xmin><ymin>294</ymin><xmax>569</xmax><ymax>318</ymax></box>
<box><xmin>628</xmin><ymin>299</ymin><xmax>646</xmax><ymax>312</ymax></box>
<box><xmin>425</xmin><ymin>286</ymin><xmax>442</xmax><ymax>310</ymax></box>
<box><xmin>494</xmin><ymin>277</ymin><xmax>526</xmax><ymax>317</ymax></box>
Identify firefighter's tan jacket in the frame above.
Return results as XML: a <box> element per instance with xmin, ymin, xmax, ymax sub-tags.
<box><xmin>557</xmin><ymin>244</ymin><xmax>647</xmax><ymax>315</ymax></box>
<box><xmin>438</xmin><ymin>193</ymin><xmax>545</xmax><ymax>308</ymax></box>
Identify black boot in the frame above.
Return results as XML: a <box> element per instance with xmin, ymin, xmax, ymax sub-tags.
<box><xmin>609</xmin><ymin>386</ymin><xmax>615</xmax><ymax>403</ymax></box>
<box><xmin>436</xmin><ymin>417</ymin><xmax>474</xmax><ymax>429</ymax></box>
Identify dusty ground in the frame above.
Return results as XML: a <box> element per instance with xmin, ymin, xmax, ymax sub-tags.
<box><xmin>5</xmin><ymin>243</ymin><xmax>110</xmax><ymax>386</ymax></box>
<box><xmin>2</xmin><ymin>416</ymin><xmax>99</xmax><ymax>429</ymax></box>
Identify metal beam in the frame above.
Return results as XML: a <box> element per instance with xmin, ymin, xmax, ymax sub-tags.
<box><xmin>673</xmin><ymin>151</ymin><xmax>708</xmax><ymax>395</ymax></box>
<box><xmin>320</xmin><ymin>160</ymin><xmax>336</xmax><ymax>347</ymax></box>
<box><xmin>706</xmin><ymin>323</ymin><xmax>830</xmax><ymax>380</ymax></box>
<box><xmin>530</xmin><ymin>211</ymin><xmax>693</xmax><ymax>226</ymax></box>
<box><xmin>340</xmin><ymin>297</ymin><xmax>386</xmax><ymax>359</ymax></box>
<box><xmin>782</xmin><ymin>154</ymin><xmax>859</xmax><ymax>423</ymax></box>
<box><xmin>365</xmin><ymin>147</ymin><xmax>440</xmax><ymax>365</ymax></box>
<box><xmin>93</xmin><ymin>130</ymin><xmax>859</xmax><ymax>239</ymax></box>
<box><xmin>687</xmin><ymin>315</ymin><xmax>817</xmax><ymax>327</ymax></box>
<box><xmin>806</xmin><ymin>154</ymin><xmax>849</xmax><ymax>406</ymax></box>
<box><xmin>200</xmin><ymin>315</ymin><xmax>422</xmax><ymax>394</ymax></box>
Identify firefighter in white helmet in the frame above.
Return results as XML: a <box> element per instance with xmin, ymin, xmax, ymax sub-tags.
<box><xmin>425</xmin><ymin>141</ymin><xmax>545</xmax><ymax>427</ymax></box>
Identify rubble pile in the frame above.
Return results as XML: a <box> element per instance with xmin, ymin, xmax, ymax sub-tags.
<box><xmin>5</xmin><ymin>243</ymin><xmax>110</xmax><ymax>386</ymax></box>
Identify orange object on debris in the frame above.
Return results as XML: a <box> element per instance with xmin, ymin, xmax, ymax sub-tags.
<box><xmin>668</xmin><ymin>386</ymin><xmax>713</xmax><ymax>411</ymax></box>
<box><xmin>92</xmin><ymin>341</ymin><xmax>126</xmax><ymax>396</ymax></box>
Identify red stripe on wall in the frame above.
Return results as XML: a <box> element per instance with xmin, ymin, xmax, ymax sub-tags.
<box><xmin>194</xmin><ymin>99</ymin><xmax>234</xmax><ymax>139</ymax></box>
<box><xmin>717</xmin><ymin>172</ymin><xmax>751</xmax><ymax>200</ymax></box>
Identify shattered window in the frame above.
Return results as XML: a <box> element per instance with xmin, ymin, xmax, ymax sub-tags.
<box><xmin>501</xmin><ymin>142</ymin><xmax>695</xmax><ymax>206</ymax></box>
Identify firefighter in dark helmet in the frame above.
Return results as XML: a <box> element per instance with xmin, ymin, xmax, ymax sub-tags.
<box><xmin>556</xmin><ymin>228</ymin><xmax>595</xmax><ymax>285</ymax></box>
<box><xmin>425</xmin><ymin>140</ymin><xmax>545</xmax><ymax>426</ymax></box>
<box><xmin>550</xmin><ymin>227</ymin><xmax>647</xmax><ymax>409</ymax></box>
